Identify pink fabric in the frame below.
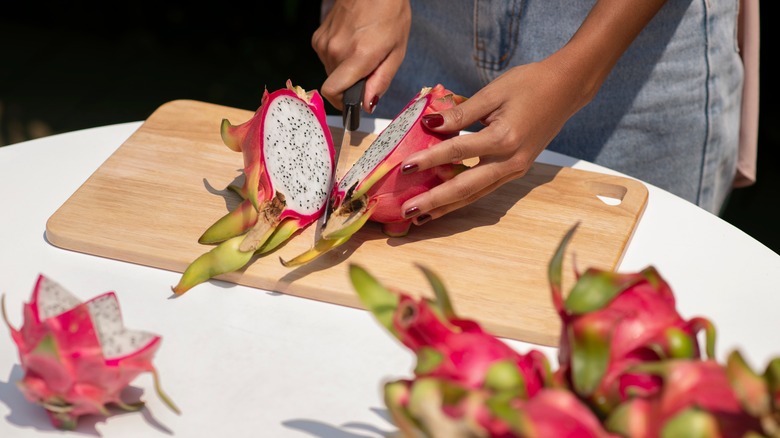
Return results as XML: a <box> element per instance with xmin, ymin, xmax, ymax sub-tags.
<box><xmin>734</xmin><ymin>0</ymin><xmax>760</xmax><ymax>188</ymax></box>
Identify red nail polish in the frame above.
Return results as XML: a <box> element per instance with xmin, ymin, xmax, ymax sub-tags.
<box><xmin>403</xmin><ymin>206</ymin><xmax>420</xmax><ymax>219</ymax></box>
<box><xmin>415</xmin><ymin>214</ymin><xmax>432</xmax><ymax>225</ymax></box>
<box><xmin>422</xmin><ymin>113</ymin><xmax>444</xmax><ymax>128</ymax></box>
<box><xmin>401</xmin><ymin>163</ymin><xmax>419</xmax><ymax>174</ymax></box>
<box><xmin>367</xmin><ymin>95</ymin><xmax>379</xmax><ymax>114</ymax></box>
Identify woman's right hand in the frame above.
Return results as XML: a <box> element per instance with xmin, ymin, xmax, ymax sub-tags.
<box><xmin>312</xmin><ymin>0</ymin><xmax>411</xmax><ymax>112</ymax></box>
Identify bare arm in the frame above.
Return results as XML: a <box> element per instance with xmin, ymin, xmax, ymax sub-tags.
<box><xmin>399</xmin><ymin>0</ymin><xmax>669</xmax><ymax>224</ymax></box>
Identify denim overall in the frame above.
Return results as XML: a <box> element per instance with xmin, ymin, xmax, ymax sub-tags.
<box><xmin>373</xmin><ymin>0</ymin><xmax>743</xmax><ymax>214</ymax></box>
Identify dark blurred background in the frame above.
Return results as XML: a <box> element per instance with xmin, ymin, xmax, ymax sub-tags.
<box><xmin>1</xmin><ymin>1</ymin><xmax>777</xmax><ymax>254</ymax></box>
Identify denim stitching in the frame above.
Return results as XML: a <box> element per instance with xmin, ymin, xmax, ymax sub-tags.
<box><xmin>698</xmin><ymin>0</ymin><xmax>712</xmax><ymax>206</ymax></box>
<box><xmin>473</xmin><ymin>0</ymin><xmax>522</xmax><ymax>75</ymax></box>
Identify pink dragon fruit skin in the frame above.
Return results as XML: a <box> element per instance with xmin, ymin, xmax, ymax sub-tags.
<box><xmin>280</xmin><ymin>85</ymin><xmax>467</xmax><ymax>267</ymax></box>
<box><xmin>3</xmin><ymin>275</ymin><xmax>179</xmax><ymax>430</ymax></box>
<box><xmin>173</xmin><ymin>80</ymin><xmax>334</xmax><ymax>294</ymax></box>
<box><xmin>549</xmin><ymin>224</ymin><xmax>717</xmax><ymax>416</ymax></box>
<box><xmin>604</xmin><ymin>356</ymin><xmax>766</xmax><ymax>437</ymax></box>
<box><xmin>390</xmin><ymin>291</ymin><xmax>550</xmax><ymax>394</ymax></box>
<box><xmin>349</xmin><ymin>263</ymin><xmax>554</xmax><ymax>436</ymax></box>
<box><xmin>329</xmin><ymin>84</ymin><xmax>466</xmax><ymax>236</ymax></box>
<box><xmin>495</xmin><ymin>388</ymin><xmax>618</xmax><ymax>438</ymax></box>
<box><xmin>220</xmin><ymin>80</ymin><xmax>334</xmax><ymax>231</ymax></box>
<box><xmin>384</xmin><ymin>378</ymin><xmax>617</xmax><ymax>438</ymax></box>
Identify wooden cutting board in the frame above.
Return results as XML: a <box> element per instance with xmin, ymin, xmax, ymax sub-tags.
<box><xmin>46</xmin><ymin>99</ymin><xmax>647</xmax><ymax>347</ymax></box>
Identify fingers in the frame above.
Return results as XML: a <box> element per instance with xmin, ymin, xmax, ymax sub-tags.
<box><xmin>362</xmin><ymin>48</ymin><xmax>406</xmax><ymax>113</ymax></box>
<box><xmin>322</xmin><ymin>62</ymin><xmax>371</xmax><ymax>111</ymax></box>
<box><xmin>312</xmin><ymin>0</ymin><xmax>411</xmax><ymax>112</ymax></box>
<box><xmin>420</xmin><ymin>85</ymin><xmax>503</xmax><ymax>133</ymax></box>
<box><xmin>399</xmin><ymin>120</ymin><xmax>540</xmax><ymax>226</ymax></box>
<box><xmin>402</xmin><ymin>125</ymin><xmax>514</xmax><ymax>174</ymax></box>
<box><xmin>393</xmin><ymin>62</ymin><xmax>582</xmax><ymax>227</ymax></box>
<box><xmin>401</xmin><ymin>160</ymin><xmax>526</xmax><ymax>225</ymax></box>
<box><xmin>321</xmin><ymin>47</ymin><xmax>404</xmax><ymax>113</ymax></box>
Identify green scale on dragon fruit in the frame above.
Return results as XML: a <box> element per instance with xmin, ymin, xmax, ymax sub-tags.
<box><xmin>346</xmin><ymin>263</ymin><xmax>594</xmax><ymax>437</ymax></box>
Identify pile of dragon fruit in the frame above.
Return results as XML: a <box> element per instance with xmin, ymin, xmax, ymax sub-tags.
<box><xmin>348</xmin><ymin>225</ymin><xmax>780</xmax><ymax>437</ymax></box>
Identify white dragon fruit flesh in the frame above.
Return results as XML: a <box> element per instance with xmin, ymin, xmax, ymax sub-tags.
<box><xmin>281</xmin><ymin>84</ymin><xmax>467</xmax><ymax>267</ymax></box>
<box><xmin>2</xmin><ymin>275</ymin><xmax>179</xmax><ymax>430</ymax></box>
<box><xmin>173</xmin><ymin>80</ymin><xmax>334</xmax><ymax>294</ymax></box>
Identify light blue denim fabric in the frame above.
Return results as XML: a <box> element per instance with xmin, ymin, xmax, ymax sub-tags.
<box><xmin>373</xmin><ymin>0</ymin><xmax>743</xmax><ymax>214</ymax></box>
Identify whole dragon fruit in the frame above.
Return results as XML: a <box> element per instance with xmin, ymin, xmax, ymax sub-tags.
<box><xmin>349</xmin><ymin>263</ymin><xmax>553</xmax><ymax>436</ymax></box>
<box><xmin>493</xmin><ymin>388</ymin><xmax>617</xmax><ymax>438</ymax></box>
<box><xmin>281</xmin><ymin>85</ymin><xmax>467</xmax><ymax>267</ymax></box>
<box><xmin>2</xmin><ymin>275</ymin><xmax>179</xmax><ymax>430</ymax></box>
<box><xmin>384</xmin><ymin>379</ymin><xmax>615</xmax><ymax>438</ymax></box>
<box><xmin>173</xmin><ymin>80</ymin><xmax>334</xmax><ymax>294</ymax></box>
<box><xmin>604</xmin><ymin>353</ymin><xmax>772</xmax><ymax>437</ymax></box>
<box><xmin>548</xmin><ymin>224</ymin><xmax>717</xmax><ymax>417</ymax></box>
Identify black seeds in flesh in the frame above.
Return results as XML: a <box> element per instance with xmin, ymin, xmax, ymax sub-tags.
<box><xmin>37</xmin><ymin>277</ymin><xmax>81</xmax><ymax>319</ymax></box>
<box><xmin>87</xmin><ymin>294</ymin><xmax>155</xmax><ymax>359</ymax></box>
<box><xmin>338</xmin><ymin>96</ymin><xmax>427</xmax><ymax>194</ymax></box>
<box><xmin>263</xmin><ymin>96</ymin><xmax>330</xmax><ymax>216</ymax></box>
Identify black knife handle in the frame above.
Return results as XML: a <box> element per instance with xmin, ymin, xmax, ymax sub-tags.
<box><xmin>343</xmin><ymin>78</ymin><xmax>366</xmax><ymax>131</ymax></box>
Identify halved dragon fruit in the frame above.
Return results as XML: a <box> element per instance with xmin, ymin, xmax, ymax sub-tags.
<box><xmin>2</xmin><ymin>275</ymin><xmax>179</xmax><ymax>430</ymax></box>
<box><xmin>281</xmin><ymin>84</ymin><xmax>467</xmax><ymax>267</ymax></box>
<box><xmin>349</xmin><ymin>263</ymin><xmax>552</xmax><ymax>436</ymax></box>
<box><xmin>548</xmin><ymin>224</ymin><xmax>717</xmax><ymax>416</ymax></box>
<box><xmin>173</xmin><ymin>80</ymin><xmax>334</xmax><ymax>294</ymax></box>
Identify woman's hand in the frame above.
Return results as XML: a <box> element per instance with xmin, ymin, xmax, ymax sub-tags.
<box><xmin>312</xmin><ymin>0</ymin><xmax>411</xmax><ymax>112</ymax></box>
<box><xmin>399</xmin><ymin>59</ymin><xmax>591</xmax><ymax>226</ymax></box>
<box><xmin>398</xmin><ymin>0</ymin><xmax>666</xmax><ymax>226</ymax></box>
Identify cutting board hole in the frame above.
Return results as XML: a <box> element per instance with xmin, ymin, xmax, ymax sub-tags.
<box><xmin>597</xmin><ymin>195</ymin><xmax>622</xmax><ymax>206</ymax></box>
<box><xmin>587</xmin><ymin>181</ymin><xmax>627</xmax><ymax>206</ymax></box>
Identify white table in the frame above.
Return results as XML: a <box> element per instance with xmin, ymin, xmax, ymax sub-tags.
<box><xmin>1</xmin><ymin>117</ymin><xmax>778</xmax><ymax>437</ymax></box>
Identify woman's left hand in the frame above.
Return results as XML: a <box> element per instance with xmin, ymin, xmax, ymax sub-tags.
<box><xmin>399</xmin><ymin>59</ymin><xmax>588</xmax><ymax>225</ymax></box>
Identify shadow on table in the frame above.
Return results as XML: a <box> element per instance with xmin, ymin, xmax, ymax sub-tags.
<box><xmin>0</xmin><ymin>364</ymin><xmax>173</xmax><ymax>436</ymax></box>
<box><xmin>283</xmin><ymin>406</ymin><xmax>396</xmax><ymax>437</ymax></box>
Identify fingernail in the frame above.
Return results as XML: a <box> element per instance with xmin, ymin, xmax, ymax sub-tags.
<box><xmin>403</xmin><ymin>206</ymin><xmax>420</xmax><ymax>219</ymax></box>
<box><xmin>415</xmin><ymin>214</ymin><xmax>432</xmax><ymax>225</ymax></box>
<box><xmin>422</xmin><ymin>113</ymin><xmax>444</xmax><ymax>128</ymax></box>
<box><xmin>401</xmin><ymin>163</ymin><xmax>419</xmax><ymax>174</ymax></box>
<box><xmin>368</xmin><ymin>95</ymin><xmax>379</xmax><ymax>114</ymax></box>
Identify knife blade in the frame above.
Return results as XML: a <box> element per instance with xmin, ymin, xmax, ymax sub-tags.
<box><xmin>316</xmin><ymin>78</ymin><xmax>366</xmax><ymax>240</ymax></box>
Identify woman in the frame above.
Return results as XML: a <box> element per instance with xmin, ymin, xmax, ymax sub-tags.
<box><xmin>313</xmin><ymin>0</ymin><xmax>758</xmax><ymax>222</ymax></box>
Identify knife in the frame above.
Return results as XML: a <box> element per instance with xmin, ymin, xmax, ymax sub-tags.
<box><xmin>316</xmin><ymin>78</ymin><xmax>366</xmax><ymax>239</ymax></box>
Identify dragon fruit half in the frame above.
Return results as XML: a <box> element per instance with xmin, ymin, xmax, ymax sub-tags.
<box><xmin>548</xmin><ymin>224</ymin><xmax>717</xmax><ymax>417</ymax></box>
<box><xmin>2</xmin><ymin>275</ymin><xmax>179</xmax><ymax>430</ymax></box>
<box><xmin>281</xmin><ymin>84</ymin><xmax>467</xmax><ymax>267</ymax></box>
<box><xmin>349</xmin><ymin>263</ymin><xmax>552</xmax><ymax>436</ymax></box>
<box><xmin>173</xmin><ymin>80</ymin><xmax>334</xmax><ymax>294</ymax></box>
